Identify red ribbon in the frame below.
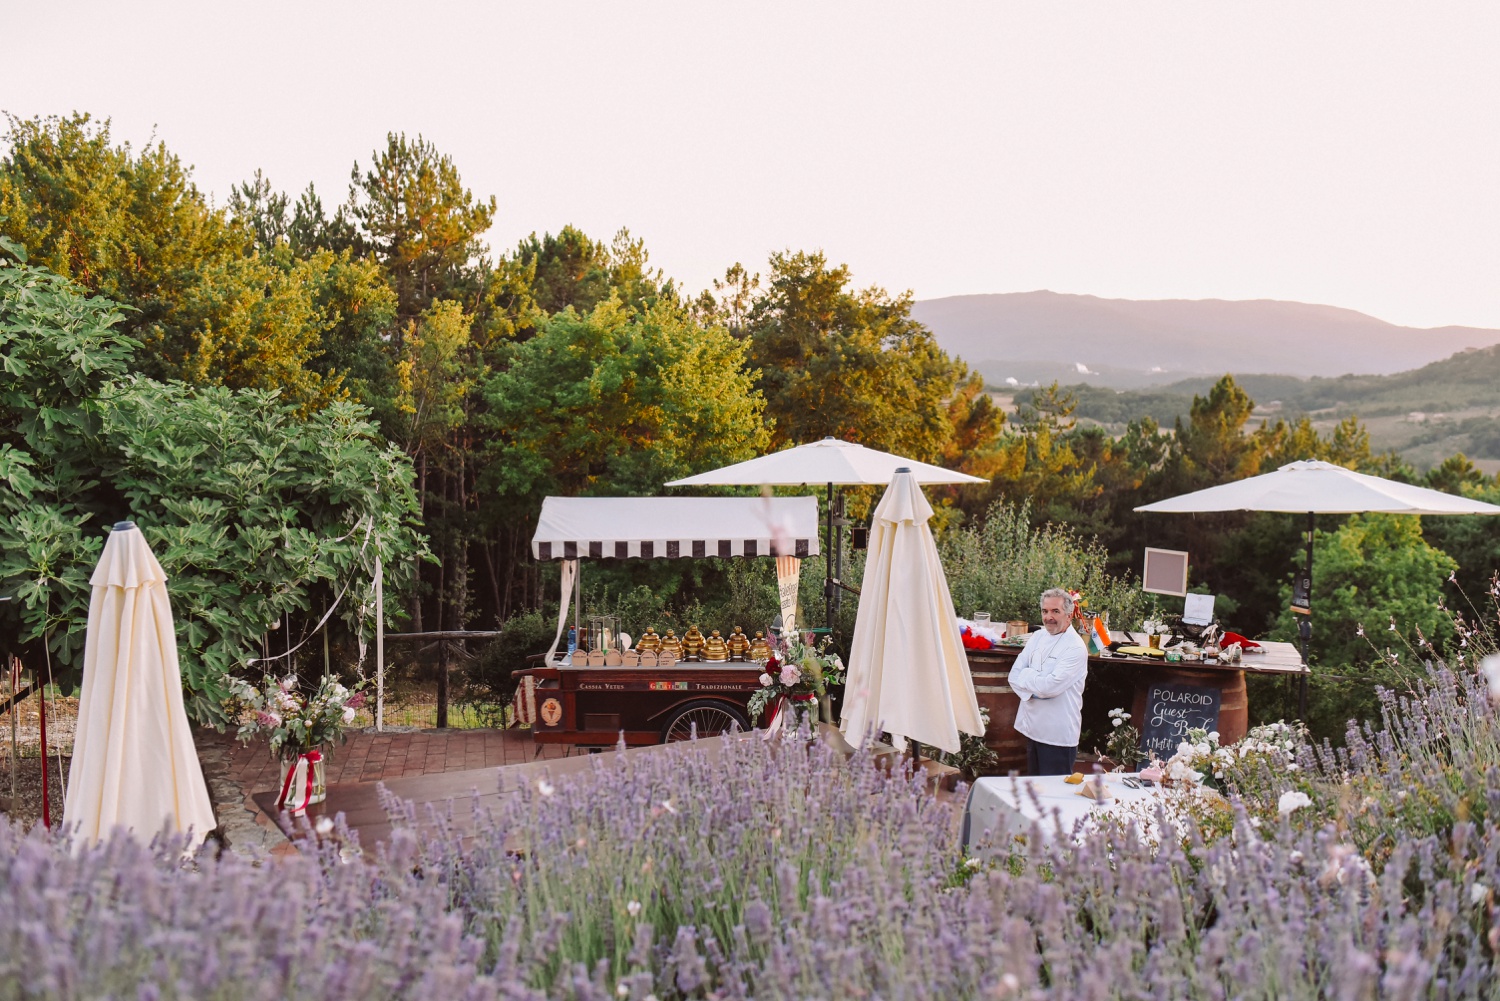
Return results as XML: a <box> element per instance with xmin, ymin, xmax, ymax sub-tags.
<box><xmin>766</xmin><ymin>691</ymin><xmax>817</xmax><ymax>733</ymax></box>
<box><xmin>276</xmin><ymin>749</ymin><xmax>323</xmax><ymax>816</ymax></box>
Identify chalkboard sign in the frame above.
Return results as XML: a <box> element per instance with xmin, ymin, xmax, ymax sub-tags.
<box><xmin>1140</xmin><ymin>683</ymin><xmax>1222</xmax><ymax>759</ymax></box>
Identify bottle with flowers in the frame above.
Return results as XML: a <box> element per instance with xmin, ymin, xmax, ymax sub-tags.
<box><xmin>228</xmin><ymin>674</ymin><xmax>367</xmax><ymax>814</ymax></box>
<box><xmin>747</xmin><ymin>632</ymin><xmax>846</xmax><ymax>736</ymax></box>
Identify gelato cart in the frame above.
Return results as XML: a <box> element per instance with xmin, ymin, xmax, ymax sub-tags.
<box><xmin>513</xmin><ymin>495</ymin><xmax>821</xmax><ymax>748</ymax></box>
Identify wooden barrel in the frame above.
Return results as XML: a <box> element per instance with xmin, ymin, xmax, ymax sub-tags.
<box><xmin>1129</xmin><ymin>665</ymin><xmax>1249</xmax><ymax>747</ymax></box>
<box><xmin>967</xmin><ymin>651</ymin><xmax>1027</xmax><ymax>774</ymax></box>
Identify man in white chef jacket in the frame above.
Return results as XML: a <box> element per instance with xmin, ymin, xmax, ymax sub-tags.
<box><xmin>1009</xmin><ymin>588</ymin><xmax>1089</xmax><ymax>775</ymax></box>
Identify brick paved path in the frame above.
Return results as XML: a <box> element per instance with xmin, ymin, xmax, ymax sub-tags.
<box><xmin>200</xmin><ymin>727</ymin><xmax>577</xmax><ymax>855</ymax></box>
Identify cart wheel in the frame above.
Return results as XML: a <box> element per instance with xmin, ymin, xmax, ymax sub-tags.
<box><xmin>660</xmin><ymin>700</ymin><xmax>749</xmax><ymax>742</ymax></box>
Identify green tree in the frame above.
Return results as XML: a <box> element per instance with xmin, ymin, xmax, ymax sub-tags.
<box><xmin>0</xmin><ymin>256</ymin><xmax>137</xmax><ymax>669</ymax></box>
<box><xmin>1167</xmin><ymin>375</ymin><xmax>1271</xmax><ymax>489</ymax></box>
<box><xmin>483</xmin><ymin>297</ymin><xmax>768</xmax><ymax>502</ymax></box>
<box><xmin>0</xmin><ymin>114</ymin><xmax>349</xmax><ymax>407</ymax></box>
<box><xmin>742</xmin><ymin>250</ymin><xmax>962</xmax><ymax>460</ymax></box>
<box><xmin>1271</xmin><ymin>515</ymin><xmax>1457</xmax><ymax>662</ymax></box>
<box><xmin>347</xmin><ymin>133</ymin><xmax>496</xmax><ymax>327</ymax></box>
<box><xmin>99</xmin><ymin>383</ymin><xmax>426</xmax><ymax>722</ymax></box>
<box><xmin>0</xmin><ymin>254</ymin><xmax>425</xmax><ymax>723</ymax></box>
<box><xmin>1420</xmin><ymin>474</ymin><xmax>1500</xmax><ymax>606</ymax></box>
<box><xmin>0</xmin><ymin>113</ymin><xmax>245</xmax><ymax>313</ymax></box>
<box><xmin>1270</xmin><ymin>513</ymin><xmax>1457</xmax><ymax>738</ymax></box>
<box><xmin>228</xmin><ymin>170</ymin><xmax>355</xmax><ymax>256</ymax></box>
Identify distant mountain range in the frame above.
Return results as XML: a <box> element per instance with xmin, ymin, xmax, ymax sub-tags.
<box><xmin>912</xmin><ymin>291</ymin><xmax>1500</xmax><ymax>389</ymax></box>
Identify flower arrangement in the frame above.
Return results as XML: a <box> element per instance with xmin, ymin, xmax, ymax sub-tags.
<box><xmin>1103</xmin><ymin>707</ymin><xmax>1146</xmax><ymax>770</ymax></box>
<box><xmin>1158</xmin><ymin>720</ymin><xmax>1307</xmax><ymax>791</ymax></box>
<box><xmin>229</xmin><ymin>673</ymin><xmax>367</xmax><ymax>760</ymax></box>
<box><xmin>747</xmin><ymin>632</ymin><xmax>845</xmax><ymax>729</ymax></box>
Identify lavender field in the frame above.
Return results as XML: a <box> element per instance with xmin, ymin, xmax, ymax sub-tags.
<box><xmin>2</xmin><ymin>669</ymin><xmax>1498</xmax><ymax>1000</ymax></box>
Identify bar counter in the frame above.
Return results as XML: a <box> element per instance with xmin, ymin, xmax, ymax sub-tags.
<box><xmin>968</xmin><ymin>631</ymin><xmax>1307</xmax><ymax>774</ymax></box>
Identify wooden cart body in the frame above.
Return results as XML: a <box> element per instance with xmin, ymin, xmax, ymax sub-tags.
<box><xmin>515</xmin><ymin>495</ymin><xmax>821</xmax><ymax>748</ymax></box>
<box><xmin>519</xmin><ymin>664</ymin><xmax>768</xmax><ymax>746</ymax></box>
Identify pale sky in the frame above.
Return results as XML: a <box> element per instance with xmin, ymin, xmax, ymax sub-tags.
<box><xmin>4</xmin><ymin>1</ymin><xmax>1498</xmax><ymax>329</ymax></box>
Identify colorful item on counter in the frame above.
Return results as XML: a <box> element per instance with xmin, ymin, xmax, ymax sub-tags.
<box><xmin>659</xmin><ymin>629</ymin><xmax>683</xmax><ymax>659</ymax></box>
<box><xmin>961</xmin><ymin>627</ymin><xmax>993</xmax><ymax>651</ymax></box>
<box><xmin>1219</xmin><ymin>631</ymin><xmax>1263</xmax><ymax>652</ymax></box>
<box><xmin>1090</xmin><ymin>616</ymin><xmax>1111</xmax><ymax>651</ymax></box>
<box><xmin>636</xmin><ymin>627</ymin><xmax>662</xmax><ymax>653</ymax></box>
<box><xmin>727</xmin><ymin>626</ymin><xmax>751</xmax><ymax>661</ymax></box>
<box><xmin>959</xmin><ymin>616</ymin><xmax>1005</xmax><ymax>650</ymax></box>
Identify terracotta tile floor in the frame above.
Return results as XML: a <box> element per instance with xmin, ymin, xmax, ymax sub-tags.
<box><xmin>201</xmin><ymin>726</ymin><xmax>579</xmax><ymax>854</ymax></box>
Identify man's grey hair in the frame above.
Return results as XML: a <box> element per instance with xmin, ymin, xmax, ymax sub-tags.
<box><xmin>1040</xmin><ymin>587</ymin><xmax>1074</xmax><ymax>614</ymax></box>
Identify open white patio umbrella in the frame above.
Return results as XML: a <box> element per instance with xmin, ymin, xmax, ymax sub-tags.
<box><xmin>665</xmin><ymin>437</ymin><xmax>989</xmax><ymax>489</ymax></box>
<box><xmin>1134</xmin><ymin>460</ymin><xmax>1500</xmax><ymax>517</ymax></box>
<box><xmin>65</xmin><ymin>522</ymin><xmax>215</xmax><ymax>846</ymax></box>
<box><xmin>667</xmin><ymin>438</ymin><xmax>987</xmax><ymax>625</ymax></box>
<box><xmin>838</xmin><ymin>469</ymin><xmax>985</xmax><ymax>755</ymax></box>
<box><xmin>1136</xmin><ymin>459</ymin><xmax>1500</xmax><ymax>711</ymax></box>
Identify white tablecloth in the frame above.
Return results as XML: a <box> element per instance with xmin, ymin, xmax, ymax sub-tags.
<box><xmin>961</xmin><ymin>774</ymin><xmax>1164</xmax><ymax>852</ymax></box>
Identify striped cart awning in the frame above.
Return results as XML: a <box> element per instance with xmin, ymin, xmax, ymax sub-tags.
<box><xmin>532</xmin><ymin>495</ymin><xmax>821</xmax><ymax>560</ymax></box>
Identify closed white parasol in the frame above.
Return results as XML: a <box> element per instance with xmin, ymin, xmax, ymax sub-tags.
<box><xmin>65</xmin><ymin>522</ymin><xmax>216</xmax><ymax>847</ymax></box>
<box><xmin>839</xmin><ymin>469</ymin><xmax>985</xmax><ymax>755</ymax></box>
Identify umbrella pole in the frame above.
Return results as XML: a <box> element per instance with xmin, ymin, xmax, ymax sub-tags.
<box><xmin>1297</xmin><ymin>511</ymin><xmax>1313</xmax><ymax>719</ymax></box>
<box><xmin>376</xmin><ymin>555</ymin><xmax>384</xmax><ymax>732</ymax></box>
<box><xmin>825</xmin><ymin>482</ymin><xmax>834</xmax><ymax>634</ymax></box>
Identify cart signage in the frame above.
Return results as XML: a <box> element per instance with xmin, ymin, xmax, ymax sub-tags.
<box><xmin>539</xmin><ymin>697</ymin><xmax>563</xmax><ymax>726</ymax></box>
<box><xmin>575</xmin><ymin>680</ymin><xmax>760</xmax><ymax>692</ymax></box>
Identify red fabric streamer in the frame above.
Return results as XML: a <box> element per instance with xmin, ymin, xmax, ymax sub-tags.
<box><xmin>276</xmin><ymin>749</ymin><xmax>324</xmax><ymax>816</ymax></box>
<box><xmin>960</xmin><ymin>627</ymin><xmax>993</xmax><ymax>651</ymax></box>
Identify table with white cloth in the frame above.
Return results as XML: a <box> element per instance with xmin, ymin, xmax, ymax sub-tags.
<box><xmin>960</xmin><ymin>773</ymin><xmax>1168</xmax><ymax>852</ymax></box>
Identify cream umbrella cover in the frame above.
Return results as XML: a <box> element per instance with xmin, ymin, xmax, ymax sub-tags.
<box><xmin>65</xmin><ymin>522</ymin><xmax>215</xmax><ymax>846</ymax></box>
<box><xmin>839</xmin><ymin>469</ymin><xmax>985</xmax><ymax>754</ymax></box>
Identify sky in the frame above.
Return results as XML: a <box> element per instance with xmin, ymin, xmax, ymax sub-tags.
<box><xmin>3</xmin><ymin>1</ymin><xmax>1498</xmax><ymax>329</ymax></box>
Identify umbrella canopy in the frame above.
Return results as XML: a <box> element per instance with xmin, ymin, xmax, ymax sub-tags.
<box><xmin>665</xmin><ymin>437</ymin><xmax>987</xmax><ymax>487</ymax></box>
<box><xmin>65</xmin><ymin>522</ymin><xmax>215</xmax><ymax>846</ymax></box>
<box><xmin>839</xmin><ymin>469</ymin><xmax>985</xmax><ymax>754</ymax></box>
<box><xmin>1135</xmin><ymin>460</ymin><xmax>1500</xmax><ymax>515</ymax></box>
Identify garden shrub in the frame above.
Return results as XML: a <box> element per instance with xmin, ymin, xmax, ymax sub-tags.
<box><xmin>461</xmin><ymin>608</ymin><xmax>554</xmax><ymax>725</ymax></box>
<box><xmin>941</xmin><ymin>500</ymin><xmax>1158</xmax><ymax>628</ymax></box>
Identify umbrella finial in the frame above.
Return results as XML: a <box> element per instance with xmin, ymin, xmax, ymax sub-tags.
<box><xmin>111</xmin><ymin>521</ymin><xmax>137</xmax><ymax>532</ymax></box>
<box><xmin>894</xmin><ymin>467</ymin><xmax>911</xmax><ymax>474</ymax></box>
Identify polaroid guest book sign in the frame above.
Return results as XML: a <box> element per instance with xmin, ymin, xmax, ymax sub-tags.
<box><xmin>1140</xmin><ymin>683</ymin><xmax>1221</xmax><ymax>758</ymax></box>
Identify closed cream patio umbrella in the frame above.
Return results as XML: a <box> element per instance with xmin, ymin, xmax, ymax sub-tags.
<box><xmin>839</xmin><ymin>469</ymin><xmax>985</xmax><ymax>755</ymax></box>
<box><xmin>65</xmin><ymin>522</ymin><xmax>215</xmax><ymax>846</ymax></box>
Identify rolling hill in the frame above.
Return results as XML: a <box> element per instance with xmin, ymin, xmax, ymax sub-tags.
<box><xmin>913</xmin><ymin>291</ymin><xmax>1500</xmax><ymax>388</ymax></box>
<box><xmin>1010</xmin><ymin>345</ymin><xmax>1500</xmax><ymax>469</ymax></box>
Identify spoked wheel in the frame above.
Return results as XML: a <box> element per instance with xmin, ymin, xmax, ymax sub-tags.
<box><xmin>660</xmin><ymin>700</ymin><xmax>750</xmax><ymax>742</ymax></box>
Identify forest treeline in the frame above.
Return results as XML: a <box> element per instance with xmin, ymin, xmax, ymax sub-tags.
<box><xmin>4</xmin><ymin>112</ymin><xmax>1498</xmax><ymax>723</ymax></box>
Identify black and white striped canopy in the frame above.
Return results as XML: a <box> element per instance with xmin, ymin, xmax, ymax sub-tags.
<box><xmin>531</xmin><ymin>496</ymin><xmax>821</xmax><ymax>561</ymax></box>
